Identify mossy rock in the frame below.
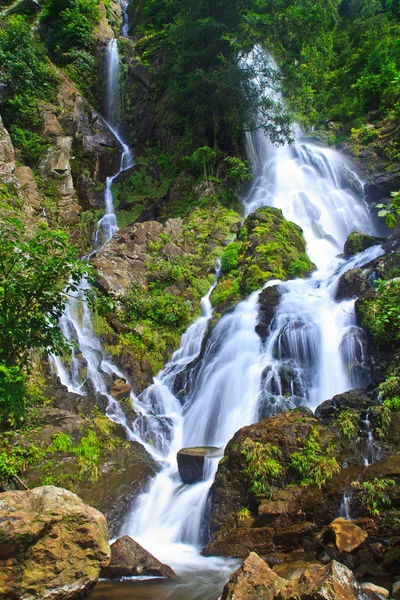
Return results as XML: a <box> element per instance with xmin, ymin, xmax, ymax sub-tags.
<box><xmin>211</xmin><ymin>207</ymin><xmax>314</xmax><ymax>310</ymax></box>
<box><xmin>343</xmin><ymin>231</ymin><xmax>379</xmax><ymax>259</ymax></box>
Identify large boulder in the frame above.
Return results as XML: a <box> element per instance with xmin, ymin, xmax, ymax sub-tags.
<box><xmin>101</xmin><ymin>536</ymin><xmax>177</xmax><ymax>579</ymax></box>
<box><xmin>0</xmin><ymin>486</ymin><xmax>110</xmax><ymax>599</ymax></box>
<box><xmin>315</xmin><ymin>389</ymin><xmax>375</xmax><ymax>425</ymax></box>
<box><xmin>221</xmin><ymin>555</ymin><xmax>371</xmax><ymax>600</ymax></box>
<box><xmin>329</xmin><ymin>518</ymin><xmax>368</xmax><ymax>553</ymax></box>
<box><xmin>177</xmin><ymin>446</ymin><xmax>221</xmax><ymax>484</ymax></box>
<box><xmin>343</xmin><ymin>231</ymin><xmax>379</xmax><ymax>259</ymax></box>
<box><xmin>335</xmin><ymin>268</ymin><xmax>372</xmax><ymax>301</ymax></box>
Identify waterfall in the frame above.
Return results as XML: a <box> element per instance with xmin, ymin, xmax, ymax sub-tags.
<box><xmin>51</xmin><ymin>34</ymin><xmax>134</xmax><ymax>431</ymax></box>
<box><xmin>120</xmin><ymin>126</ymin><xmax>383</xmax><ymax>569</ymax></box>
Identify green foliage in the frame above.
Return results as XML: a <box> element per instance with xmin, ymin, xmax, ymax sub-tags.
<box><xmin>0</xmin><ymin>15</ymin><xmax>58</xmax><ymax>133</ymax></box>
<box><xmin>0</xmin><ymin>365</ymin><xmax>27</xmax><ymax>428</ymax></box>
<box><xmin>48</xmin><ymin>432</ymin><xmax>73</xmax><ymax>453</ymax></box>
<box><xmin>376</xmin><ymin>191</ymin><xmax>400</xmax><ymax>229</ymax></box>
<box><xmin>9</xmin><ymin>127</ymin><xmax>50</xmax><ymax>167</ymax></box>
<box><xmin>336</xmin><ymin>409</ymin><xmax>359</xmax><ymax>439</ymax></box>
<box><xmin>225</xmin><ymin>157</ymin><xmax>252</xmax><ymax>188</ymax></box>
<box><xmin>290</xmin><ymin>427</ymin><xmax>340</xmax><ymax>488</ymax></box>
<box><xmin>127</xmin><ymin>285</ymin><xmax>192</xmax><ymax>328</ymax></box>
<box><xmin>237</xmin><ymin>507</ymin><xmax>251</xmax><ymax>521</ymax></box>
<box><xmin>357</xmin><ymin>278</ymin><xmax>400</xmax><ymax>348</ymax></box>
<box><xmin>0</xmin><ymin>214</ymin><xmax>92</xmax><ymax>367</ymax></box>
<box><xmin>288</xmin><ymin>254</ymin><xmax>315</xmax><ymax>278</ymax></box>
<box><xmin>352</xmin><ymin>478</ymin><xmax>395</xmax><ymax>516</ymax></box>
<box><xmin>0</xmin><ymin>443</ymin><xmax>45</xmax><ymax>480</ymax></box>
<box><xmin>221</xmin><ymin>242</ymin><xmax>241</xmax><ymax>274</ymax></box>
<box><xmin>241</xmin><ymin>438</ymin><xmax>283</xmax><ymax>496</ymax></box>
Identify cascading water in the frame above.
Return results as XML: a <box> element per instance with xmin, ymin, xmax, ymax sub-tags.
<box><xmin>52</xmin><ymin>35</ymin><xmax>134</xmax><ymax>431</ymax></box>
<box><xmin>120</xmin><ymin>126</ymin><xmax>384</xmax><ymax>584</ymax></box>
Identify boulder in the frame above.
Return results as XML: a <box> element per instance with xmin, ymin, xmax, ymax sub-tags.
<box><xmin>0</xmin><ymin>116</ymin><xmax>15</xmax><ymax>180</ymax></box>
<box><xmin>392</xmin><ymin>580</ymin><xmax>400</xmax><ymax>599</ymax></box>
<box><xmin>329</xmin><ymin>517</ymin><xmax>368</xmax><ymax>553</ymax></box>
<box><xmin>177</xmin><ymin>446</ymin><xmax>221</xmax><ymax>484</ymax></box>
<box><xmin>315</xmin><ymin>389</ymin><xmax>375</xmax><ymax>425</ymax></box>
<box><xmin>256</xmin><ymin>285</ymin><xmax>282</xmax><ymax>341</ymax></box>
<box><xmin>101</xmin><ymin>536</ymin><xmax>177</xmax><ymax>580</ymax></box>
<box><xmin>360</xmin><ymin>583</ymin><xmax>389</xmax><ymax>599</ymax></box>
<box><xmin>221</xmin><ymin>556</ymin><xmax>371</xmax><ymax>600</ymax></box>
<box><xmin>335</xmin><ymin>268</ymin><xmax>371</xmax><ymax>301</ymax></box>
<box><xmin>343</xmin><ymin>231</ymin><xmax>379</xmax><ymax>259</ymax></box>
<box><xmin>0</xmin><ymin>486</ymin><xmax>110</xmax><ymax>599</ymax></box>
<box><xmin>221</xmin><ymin>551</ymin><xmax>287</xmax><ymax>600</ymax></box>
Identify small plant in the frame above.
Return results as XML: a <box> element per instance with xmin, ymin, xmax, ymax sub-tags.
<box><xmin>369</xmin><ymin>402</ymin><xmax>392</xmax><ymax>439</ymax></box>
<box><xmin>0</xmin><ymin>444</ymin><xmax>45</xmax><ymax>480</ymax></box>
<box><xmin>237</xmin><ymin>507</ymin><xmax>251</xmax><ymax>521</ymax></box>
<box><xmin>376</xmin><ymin>190</ymin><xmax>400</xmax><ymax>229</ymax></box>
<box><xmin>351</xmin><ymin>478</ymin><xmax>395</xmax><ymax>516</ymax></box>
<box><xmin>336</xmin><ymin>409</ymin><xmax>359</xmax><ymax>439</ymax></box>
<box><xmin>290</xmin><ymin>427</ymin><xmax>340</xmax><ymax>488</ymax></box>
<box><xmin>241</xmin><ymin>439</ymin><xmax>283</xmax><ymax>496</ymax></box>
<box><xmin>48</xmin><ymin>432</ymin><xmax>73</xmax><ymax>453</ymax></box>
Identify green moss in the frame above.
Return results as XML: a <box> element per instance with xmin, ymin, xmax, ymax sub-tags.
<box><xmin>211</xmin><ymin>207</ymin><xmax>314</xmax><ymax>309</ymax></box>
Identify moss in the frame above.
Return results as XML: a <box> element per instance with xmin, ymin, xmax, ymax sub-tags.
<box><xmin>344</xmin><ymin>231</ymin><xmax>377</xmax><ymax>258</ymax></box>
<box><xmin>211</xmin><ymin>207</ymin><xmax>314</xmax><ymax>309</ymax></box>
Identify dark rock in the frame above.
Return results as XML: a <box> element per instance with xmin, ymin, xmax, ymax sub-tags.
<box><xmin>372</xmin><ymin>172</ymin><xmax>400</xmax><ymax>198</ymax></box>
<box><xmin>3</xmin><ymin>0</ymin><xmax>41</xmax><ymax>15</ymax></box>
<box><xmin>344</xmin><ymin>231</ymin><xmax>380</xmax><ymax>259</ymax></box>
<box><xmin>364</xmin><ymin>183</ymin><xmax>382</xmax><ymax>203</ymax></box>
<box><xmin>177</xmin><ymin>446</ymin><xmax>221</xmax><ymax>484</ymax></box>
<box><xmin>101</xmin><ymin>536</ymin><xmax>177</xmax><ymax>580</ymax></box>
<box><xmin>335</xmin><ymin>268</ymin><xmax>372</xmax><ymax>301</ymax></box>
<box><xmin>392</xmin><ymin>580</ymin><xmax>400</xmax><ymax>599</ymax></box>
<box><xmin>256</xmin><ymin>285</ymin><xmax>282</xmax><ymax>341</ymax></box>
<box><xmin>315</xmin><ymin>389</ymin><xmax>376</xmax><ymax>425</ymax></box>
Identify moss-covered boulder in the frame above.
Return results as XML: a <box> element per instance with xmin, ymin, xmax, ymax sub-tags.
<box><xmin>0</xmin><ymin>405</ymin><xmax>158</xmax><ymax>537</ymax></box>
<box><xmin>343</xmin><ymin>231</ymin><xmax>379</xmax><ymax>259</ymax></box>
<box><xmin>211</xmin><ymin>207</ymin><xmax>314</xmax><ymax>310</ymax></box>
<box><xmin>0</xmin><ymin>486</ymin><xmax>111</xmax><ymax>599</ymax></box>
<box><xmin>92</xmin><ymin>201</ymin><xmax>241</xmax><ymax>382</ymax></box>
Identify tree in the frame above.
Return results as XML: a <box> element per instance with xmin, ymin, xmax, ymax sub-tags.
<box><xmin>0</xmin><ymin>215</ymin><xmax>91</xmax><ymax>367</ymax></box>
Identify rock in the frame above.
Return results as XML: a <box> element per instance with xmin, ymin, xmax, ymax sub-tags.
<box><xmin>101</xmin><ymin>536</ymin><xmax>177</xmax><ymax>580</ymax></box>
<box><xmin>3</xmin><ymin>0</ymin><xmax>41</xmax><ymax>15</ymax></box>
<box><xmin>177</xmin><ymin>446</ymin><xmax>221</xmax><ymax>484</ymax></box>
<box><xmin>0</xmin><ymin>116</ymin><xmax>15</xmax><ymax>180</ymax></box>
<box><xmin>108</xmin><ymin>377</ymin><xmax>131</xmax><ymax>400</ymax></box>
<box><xmin>221</xmin><ymin>551</ymin><xmax>287</xmax><ymax>600</ymax></box>
<box><xmin>360</xmin><ymin>583</ymin><xmax>389</xmax><ymax>599</ymax></box>
<box><xmin>329</xmin><ymin>517</ymin><xmax>368</xmax><ymax>553</ymax></box>
<box><xmin>343</xmin><ymin>231</ymin><xmax>379</xmax><ymax>259</ymax></box>
<box><xmin>0</xmin><ymin>486</ymin><xmax>110</xmax><ymax>599</ymax></box>
<box><xmin>315</xmin><ymin>389</ymin><xmax>375</xmax><ymax>425</ymax></box>
<box><xmin>392</xmin><ymin>580</ymin><xmax>400</xmax><ymax>599</ymax></box>
<box><xmin>222</xmin><ymin>556</ymin><xmax>370</xmax><ymax>600</ymax></box>
<box><xmin>335</xmin><ymin>268</ymin><xmax>372</xmax><ymax>301</ymax></box>
<box><xmin>256</xmin><ymin>285</ymin><xmax>282</xmax><ymax>341</ymax></box>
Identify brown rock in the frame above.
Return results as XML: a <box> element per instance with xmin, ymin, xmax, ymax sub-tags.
<box><xmin>109</xmin><ymin>378</ymin><xmax>131</xmax><ymax>400</ymax></box>
<box><xmin>0</xmin><ymin>486</ymin><xmax>110</xmax><ymax>599</ymax></box>
<box><xmin>221</xmin><ymin>552</ymin><xmax>287</xmax><ymax>600</ymax></box>
<box><xmin>329</xmin><ymin>517</ymin><xmax>368</xmax><ymax>553</ymax></box>
<box><xmin>361</xmin><ymin>582</ymin><xmax>389</xmax><ymax>599</ymax></box>
<box><xmin>101</xmin><ymin>536</ymin><xmax>177</xmax><ymax>580</ymax></box>
<box><xmin>0</xmin><ymin>116</ymin><xmax>15</xmax><ymax>179</ymax></box>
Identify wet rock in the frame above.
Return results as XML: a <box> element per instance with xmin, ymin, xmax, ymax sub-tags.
<box><xmin>221</xmin><ymin>551</ymin><xmax>287</xmax><ymax>600</ymax></box>
<box><xmin>335</xmin><ymin>268</ymin><xmax>372</xmax><ymax>301</ymax></box>
<box><xmin>101</xmin><ymin>536</ymin><xmax>177</xmax><ymax>580</ymax></box>
<box><xmin>177</xmin><ymin>446</ymin><xmax>221</xmax><ymax>484</ymax></box>
<box><xmin>360</xmin><ymin>583</ymin><xmax>389</xmax><ymax>599</ymax></box>
<box><xmin>329</xmin><ymin>517</ymin><xmax>368</xmax><ymax>553</ymax></box>
<box><xmin>343</xmin><ymin>231</ymin><xmax>379</xmax><ymax>259</ymax></box>
<box><xmin>256</xmin><ymin>285</ymin><xmax>282</xmax><ymax>341</ymax></box>
<box><xmin>108</xmin><ymin>377</ymin><xmax>131</xmax><ymax>400</ymax></box>
<box><xmin>0</xmin><ymin>116</ymin><xmax>15</xmax><ymax>180</ymax></box>
<box><xmin>315</xmin><ymin>388</ymin><xmax>375</xmax><ymax>425</ymax></box>
<box><xmin>0</xmin><ymin>486</ymin><xmax>110</xmax><ymax>599</ymax></box>
<box><xmin>3</xmin><ymin>0</ymin><xmax>41</xmax><ymax>15</ymax></box>
<box><xmin>392</xmin><ymin>580</ymin><xmax>400</xmax><ymax>599</ymax></box>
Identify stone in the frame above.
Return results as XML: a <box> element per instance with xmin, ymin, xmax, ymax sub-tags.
<box><xmin>2</xmin><ymin>0</ymin><xmax>41</xmax><ymax>16</ymax></box>
<box><xmin>335</xmin><ymin>268</ymin><xmax>372</xmax><ymax>301</ymax></box>
<box><xmin>329</xmin><ymin>517</ymin><xmax>368</xmax><ymax>553</ymax></box>
<box><xmin>0</xmin><ymin>486</ymin><xmax>110</xmax><ymax>599</ymax></box>
<box><xmin>360</xmin><ymin>583</ymin><xmax>389</xmax><ymax>599</ymax></box>
<box><xmin>177</xmin><ymin>446</ymin><xmax>221</xmax><ymax>484</ymax></box>
<box><xmin>101</xmin><ymin>536</ymin><xmax>177</xmax><ymax>580</ymax></box>
<box><xmin>315</xmin><ymin>388</ymin><xmax>375</xmax><ymax>425</ymax></box>
<box><xmin>108</xmin><ymin>377</ymin><xmax>131</xmax><ymax>400</ymax></box>
<box><xmin>256</xmin><ymin>285</ymin><xmax>282</xmax><ymax>341</ymax></box>
<box><xmin>0</xmin><ymin>116</ymin><xmax>15</xmax><ymax>179</ymax></box>
<box><xmin>343</xmin><ymin>231</ymin><xmax>379</xmax><ymax>259</ymax></box>
<box><xmin>221</xmin><ymin>551</ymin><xmax>287</xmax><ymax>600</ymax></box>
<box><xmin>392</xmin><ymin>580</ymin><xmax>400</xmax><ymax>599</ymax></box>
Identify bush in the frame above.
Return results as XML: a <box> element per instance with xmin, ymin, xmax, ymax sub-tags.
<box><xmin>241</xmin><ymin>438</ymin><xmax>283</xmax><ymax>496</ymax></box>
<box><xmin>221</xmin><ymin>242</ymin><xmax>241</xmax><ymax>274</ymax></box>
<box><xmin>0</xmin><ymin>365</ymin><xmax>26</xmax><ymax>428</ymax></box>
<box><xmin>358</xmin><ymin>279</ymin><xmax>400</xmax><ymax>348</ymax></box>
<box><xmin>351</xmin><ymin>478</ymin><xmax>395</xmax><ymax>516</ymax></box>
<box><xmin>290</xmin><ymin>427</ymin><xmax>340</xmax><ymax>488</ymax></box>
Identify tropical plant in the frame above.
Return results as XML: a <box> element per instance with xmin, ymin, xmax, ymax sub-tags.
<box><xmin>290</xmin><ymin>427</ymin><xmax>340</xmax><ymax>488</ymax></box>
<box><xmin>241</xmin><ymin>438</ymin><xmax>283</xmax><ymax>496</ymax></box>
<box><xmin>351</xmin><ymin>478</ymin><xmax>395</xmax><ymax>516</ymax></box>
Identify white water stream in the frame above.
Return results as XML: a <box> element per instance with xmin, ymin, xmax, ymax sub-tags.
<box><xmin>54</xmin><ymin>41</ymin><xmax>386</xmax><ymax>591</ymax></box>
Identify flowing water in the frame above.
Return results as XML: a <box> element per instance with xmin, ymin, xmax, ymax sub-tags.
<box><xmin>49</xmin><ymin>42</ymin><xmax>386</xmax><ymax>599</ymax></box>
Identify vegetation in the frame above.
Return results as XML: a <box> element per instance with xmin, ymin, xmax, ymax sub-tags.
<box><xmin>357</xmin><ymin>279</ymin><xmax>400</xmax><ymax>348</ymax></box>
<box><xmin>352</xmin><ymin>478</ymin><xmax>395</xmax><ymax>517</ymax></box>
<box><xmin>290</xmin><ymin>427</ymin><xmax>340</xmax><ymax>488</ymax></box>
<box><xmin>376</xmin><ymin>191</ymin><xmax>400</xmax><ymax>229</ymax></box>
<box><xmin>241</xmin><ymin>438</ymin><xmax>283</xmax><ymax>496</ymax></box>
<box><xmin>336</xmin><ymin>409</ymin><xmax>359</xmax><ymax>439</ymax></box>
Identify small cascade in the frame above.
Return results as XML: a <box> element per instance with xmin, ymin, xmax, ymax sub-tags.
<box><xmin>52</xmin><ymin>32</ymin><xmax>134</xmax><ymax>429</ymax></box>
<box><xmin>363</xmin><ymin>414</ymin><xmax>381</xmax><ymax>466</ymax></box>
<box><xmin>339</xmin><ymin>493</ymin><xmax>353</xmax><ymax>520</ymax></box>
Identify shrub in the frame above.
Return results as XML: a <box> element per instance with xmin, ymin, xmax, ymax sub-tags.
<box><xmin>351</xmin><ymin>478</ymin><xmax>395</xmax><ymax>516</ymax></box>
<box><xmin>241</xmin><ymin>438</ymin><xmax>283</xmax><ymax>496</ymax></box>
<box><xmin>357</xmin><ymin>279</ymin><xmax>400</xmax><ymax>348</ymax></box>
<box><xmin>221</xmin><ymin>242</ymin><xmax>241</xmax><ymax>274</ymax></box>
<box><xmin>290</xmin><ymin>427</ymin><xmax>340</xmax><ymax>488</ymax></box>
<box><xmin>336</xmin><ymin>409</ymin><xmax>359</xmax><ymax>439</ymax></box>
